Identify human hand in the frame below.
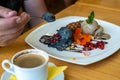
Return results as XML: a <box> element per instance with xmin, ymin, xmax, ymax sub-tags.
<box><xmin>0</xmin><ymin>6</ymin><xmax>30</xmax><ymax>46</ymax></box>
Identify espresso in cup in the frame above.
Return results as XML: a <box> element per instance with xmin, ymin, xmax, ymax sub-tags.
<box><xmin>13</xmin><ymin>53</ymin><xmax>45</xmax><ymax>68</ymax></box>
<box><xmin>2</xmin><ymin>49</ymin><xmax>49</xmax><ymax>80</ymax></box>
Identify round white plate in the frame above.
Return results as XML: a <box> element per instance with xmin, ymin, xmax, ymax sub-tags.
<box><xmin>0</xmin><ymin>62</ymin><xmax>64</xmax><ymax>80</ymax></box>
<box><xmin>25</xmin><ymin>16</ymin><xmax>120</xmax><ymax>65</ymax></box>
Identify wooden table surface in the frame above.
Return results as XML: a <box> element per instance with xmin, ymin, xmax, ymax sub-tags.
<box><xmin>0</xmin><ymin>0</ymin><xmax>120</xmax><ymax>80</ymax></box>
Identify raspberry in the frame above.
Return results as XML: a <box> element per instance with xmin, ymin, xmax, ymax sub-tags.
<box><xmin>97</xmin><ymin>41</ymin><xmax>105</xmax><ymax>50</ymax></box>
<box><xmin>83</xmin><ymin>41</ymin><xmax>106</xmax><ymax>51</ymax></box>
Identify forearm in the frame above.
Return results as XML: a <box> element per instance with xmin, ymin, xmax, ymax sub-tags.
<box><xmin>24</xmin><ymin>0</ymin><xmax>48</xmax><ymax>17</ymax></box>
<box><xmin>23</xmin><ymin>0</ymin><xmax>48</xmax><ymax>27</ymax></box>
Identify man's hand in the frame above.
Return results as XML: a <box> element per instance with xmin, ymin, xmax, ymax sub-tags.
<box><xmin>0</xmin><ymin>6</ymin><xmax>30</xmax><ymax>46</ymax></box>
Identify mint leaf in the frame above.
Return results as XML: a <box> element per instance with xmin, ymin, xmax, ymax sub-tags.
<box><xmin>86</xmin><ymin>11</ymin><xmax>95</xmax><ymax>24</ymax></box>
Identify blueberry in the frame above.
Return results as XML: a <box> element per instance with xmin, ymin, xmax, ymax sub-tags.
<box><xmin>41</xmin><ymin>13</ymin><xmax>55</xmax><ymax>22</ymax></box>
<box><xmin>67</xmin><ymin>39</ymin><xmax>73</xmax><ymax>45</ymax></box>
<box><xmin>57</xmin><ymin>27</ymin><xmax>72</xmax><ymax>40</ymax></box>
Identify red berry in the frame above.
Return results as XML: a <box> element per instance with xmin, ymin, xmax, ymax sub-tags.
<box><xmin>82</xmin><ymin>41</ymin><xmax>106</xmax><ymax>51</ymax></box>
<box><xmin>50</xmin><ymin>38</ymin><xmax>56</xmax><ymax>43</ymax></box>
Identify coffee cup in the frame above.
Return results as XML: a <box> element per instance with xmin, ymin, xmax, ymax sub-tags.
<box><xmin>2</xmin><ymin>49</ymin><xmax>49</xmax><ymax>80</ymax></box>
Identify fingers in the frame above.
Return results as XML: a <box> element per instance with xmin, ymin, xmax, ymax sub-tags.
<box><xmin>0</xmin><ymin>6</ymin><xmax>17</xmax><ymax>18</ymax></box>
<box><xmin>0</xmin><ymin>28</ymin><xmax>23</xmax><ymax>46</ymax></box>
<box><xmin>0</xmin><ymin>12</ymin><xmax>30</xmax><ymax>46</ymax></box>
<box><xmin>19</xmin><ymin>12</ymin><xmax>30</xmax><ymax>26</ymax></box>
<box><xmin>0</xmin><ymin>16</ymin><xmax>22</xmax><ymax>46</ymax></box>
<box><xmin>0</xmin><ymin>16</ymin><xmax>20</xmax><ymax>30</ymax></box>
<box><xmin>0</xmin><ymin>12</ymin><xmax>30</xmax><ymax>30</ymax></box>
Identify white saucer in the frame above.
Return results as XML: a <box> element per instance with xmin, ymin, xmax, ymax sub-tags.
<box><xmin>0</xmin><ymin>62</ymin><xmax>64</xmax><ymax>80</ymax></box>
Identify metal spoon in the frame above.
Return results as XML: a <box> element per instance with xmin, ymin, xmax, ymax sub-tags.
<box><xmin>31</xmin><ymin>13</ymin><xmax>56</xmax><ymax>22</ymax></box>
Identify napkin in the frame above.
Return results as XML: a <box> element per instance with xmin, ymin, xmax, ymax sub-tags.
<box><xmin>9</xmin><ymin>66</ymin><xmax>68</xmax><ymax>80</ymax></box>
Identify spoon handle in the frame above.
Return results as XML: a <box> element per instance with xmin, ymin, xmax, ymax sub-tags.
<box><xmin>30</xmin><ymin>16</ymin><xmax>43</xmax><ymax>19</ymax></box>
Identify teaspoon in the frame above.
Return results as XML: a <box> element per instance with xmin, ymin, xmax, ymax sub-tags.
<box><xmin>31</xmin><ymin>13</ymin><xmax>56</xmax><ymax>22</ymax></box>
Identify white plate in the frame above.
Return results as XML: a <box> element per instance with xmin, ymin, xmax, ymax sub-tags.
<box><xmin>0</xmin><ymin>62</ymin><xmax>64</xmax><ymax>80</ymax></box>
<box><xmin>25</xmin><ymin>16</ymin><xmax>120</xmax><ymax>65</ymax></box>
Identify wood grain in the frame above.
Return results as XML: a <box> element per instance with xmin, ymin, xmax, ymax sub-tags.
<box><xmin>0</xmin><ymin>0</ymin><xmax>120</xmax><ymax>80</ymax></box>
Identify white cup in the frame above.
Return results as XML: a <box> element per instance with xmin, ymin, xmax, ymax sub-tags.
<box><xmin>2</xmin><ymin>49</ymin><xmax>49</xmax><ymax>80</ymax></box>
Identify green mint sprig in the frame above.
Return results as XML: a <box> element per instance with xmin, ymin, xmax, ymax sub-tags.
<box><xmin>86</xmin><ymin>11</ymin><xmax>95</xmax><ymax>24</ymax></box>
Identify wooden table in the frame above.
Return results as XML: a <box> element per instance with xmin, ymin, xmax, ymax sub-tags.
<box><xmin>0</xmin><ymin>1</ymin><xmax>120</xmax><ymax>80</ymax></box>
